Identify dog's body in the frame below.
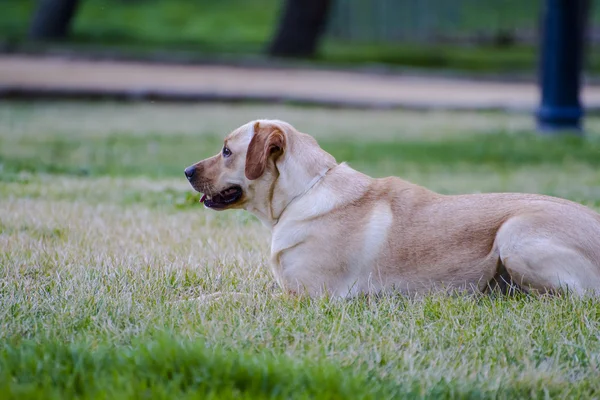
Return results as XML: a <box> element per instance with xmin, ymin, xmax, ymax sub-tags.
<box><xmin>185</xmin><ymin>120</ymin><xmax>600</xmax><ymax>297</ymax></box>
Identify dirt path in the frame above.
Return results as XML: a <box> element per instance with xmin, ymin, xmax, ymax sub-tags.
<box><xmin>2</xmin><ymin>55</ymin><xmax>600</xmax><ymax>111</ymax></box>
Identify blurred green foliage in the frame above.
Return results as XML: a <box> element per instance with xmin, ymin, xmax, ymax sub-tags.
<box><xmin>1</xmin><ymin>0</ymin><xmax>279</xmax><ymax>51</ymax></box>
<box><xmin>2</xmin><ymin>0</ymin><xmax>600</xmax><ymax>73</ymax></box>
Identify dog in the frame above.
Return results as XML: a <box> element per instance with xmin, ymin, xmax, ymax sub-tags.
<box><xmin>184</xmin><ymin>120</ymin><xmax>600</xmax><ymax>298</ymax></box>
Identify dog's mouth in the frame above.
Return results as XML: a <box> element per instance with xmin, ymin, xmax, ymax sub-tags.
<box><xmin>200</xmin><ymin>186</ymin><xmax>243</xmax><ymax>209</ymax></box>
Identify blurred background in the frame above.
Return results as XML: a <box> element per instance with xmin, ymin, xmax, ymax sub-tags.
<box><xmin>0</xmin><ymin>0</ymin><xmax>597</xmax><ymax>73</ymax></box>
<box><xmin>0</xmin><ymin>0</ymin><xmax>599</xmax><ymax>194</ymax></box>
<box><xmin>2</xmin><ymin>3</ymin><xmax>600</xmax><ymax>397</ymax></box>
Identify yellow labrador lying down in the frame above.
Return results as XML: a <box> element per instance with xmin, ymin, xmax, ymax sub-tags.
<box><xmin>184</xmin><ymin>120</ymin><xmax>600</xmax><ymax>298</ymax></box>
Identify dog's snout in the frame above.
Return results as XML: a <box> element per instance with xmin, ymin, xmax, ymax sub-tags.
<box><xmin>184</xmin><ymin>166</ymin><xmax>196</xmax><ymax>180</ymax></box>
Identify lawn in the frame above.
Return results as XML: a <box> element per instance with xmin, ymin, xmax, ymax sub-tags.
<box><xmin>3</xmin><ymin>0</ymin><xmax>600</xmax><ymax>74</ymax></box>
<box><xmin>1</xmin><ymin>102</ymin><xmax>600</xmax><ymax>398</ymax></box>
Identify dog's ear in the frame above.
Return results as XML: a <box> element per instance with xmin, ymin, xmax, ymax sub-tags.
<box><xmin>245</xmin><ymin>122</ymin><xmax>286</xmax><ymax>180</ymax></box>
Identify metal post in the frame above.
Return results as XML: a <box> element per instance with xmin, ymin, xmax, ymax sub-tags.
<box><xmin>537</xmin><ymin>0</ymin><xmax>587</xmax><ymax>133</ymax></box>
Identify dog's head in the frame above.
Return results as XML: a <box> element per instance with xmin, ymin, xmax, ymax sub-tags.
<box><xmin>184</xmin><ymin>120</ymin><xmax>336</xmax><ymax>220</ymax></box>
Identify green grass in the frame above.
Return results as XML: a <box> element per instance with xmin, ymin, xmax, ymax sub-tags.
<box><xmin>2</xmin><ymin>102</ymin><xmax>600</xmax><ymax>398</ymax></box>
<box><xmin>3</xmin><ymin>130</ymin><xmax>600</xmax><ymax>177</ymax></box>
<box><xmin>1</xmin><ymin>336</ymin><xmax>401</xmax><ymax>399</ymax></box>
<box><xmin>3</xmin><ymin>0</ymin><xmax>600</xmax><ymax>73</ymax></box>
<box><xmin>2</xmin><ymin>102</ymin><xmax>600</xmax><ymax>180</ymax></box>
<box><xmin>3</xmin><ymin>298</ymin><xmax>600</xmax><ymax>399</ymax></box>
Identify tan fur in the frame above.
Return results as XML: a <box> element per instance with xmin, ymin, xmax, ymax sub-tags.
<box><xmin>185</xmin><ymin>120</ymin><xmax>600</xmax><ymax>297</ymax></box>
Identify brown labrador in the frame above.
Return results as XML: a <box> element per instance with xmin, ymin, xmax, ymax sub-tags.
<box><xmin>185</xmin><ymin>120</ymin><xmax>600</xmax><ymax>297</ymax></box>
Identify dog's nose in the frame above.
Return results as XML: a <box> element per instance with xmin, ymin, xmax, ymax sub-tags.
<box><xmin>184</xmin><ymin>166</ymin><xmax>195</xmax><ymax>180</ymax></box>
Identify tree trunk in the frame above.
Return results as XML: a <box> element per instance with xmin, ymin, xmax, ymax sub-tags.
<box><xmin>268</xmin><ymin>0</ymin><xmax>332</xmax><ymax>58</ymax></box>
<box><xmin>29</xmin><ymin>0</ymin><xmax>80</xmax><ymax>40</ymax></box>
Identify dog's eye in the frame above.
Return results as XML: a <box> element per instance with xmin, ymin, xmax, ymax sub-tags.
<box><xmin>222</xmin><ymin>147</ymin><xmax>232</xmax><ymax>158</ymax></box>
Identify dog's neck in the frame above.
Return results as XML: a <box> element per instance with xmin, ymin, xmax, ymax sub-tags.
<box><xmin>246</xmin><ymin>160</ymin><xmax>374</xmax><ymax>230</ymax></box>
<box><xmin>248</xmin><ymin>167</ymin><xmax>333</xmax><ymax>229</ymax></box>
<box><xmin>245</xmin><ymin>133</ymin><xmax>339</xmax><ymax>228</ymax></box>
<box><xmin>246</xmin><ymin>158</ymin><xmax>337</xmax><ymax>229</ymax></box>
<box><xmin>272</xmin><ymin>142</ymin><xmax>338</xmax><ymax>222</ymax></box>
<box><xmin>271</xmin><ymin>165</ymin><xmax>333</xmax><ymax>225</ymax></box>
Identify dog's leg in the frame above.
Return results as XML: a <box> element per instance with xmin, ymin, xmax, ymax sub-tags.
<box><xmin>496</xmin><ymin>216</ymin><xmax>600</xmax><ymax>296</ymax></box>
<box><xmin>500</xmin><ymin>245</ymin><xmax>600</xmax><ymax>296</ymax></box>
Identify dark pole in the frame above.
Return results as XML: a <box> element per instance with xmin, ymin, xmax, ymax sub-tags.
<box><xmin>537</xmin><ymin>0</ymin><xmax>588</xmax><ymax>133</ymax></box>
